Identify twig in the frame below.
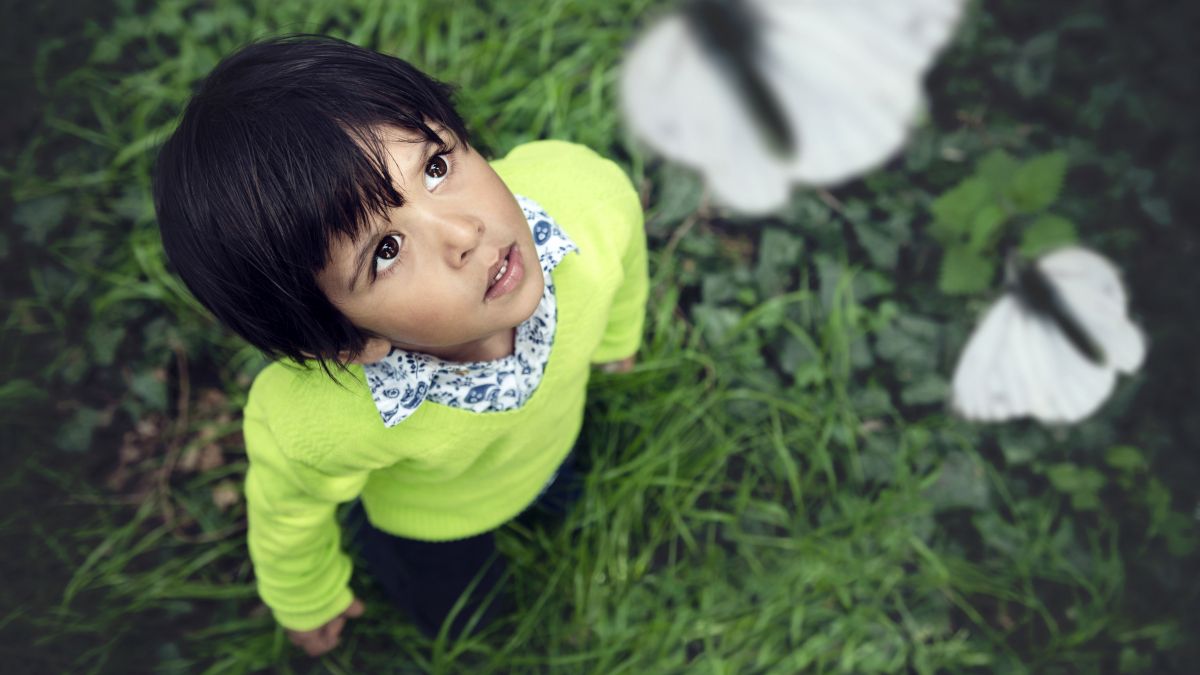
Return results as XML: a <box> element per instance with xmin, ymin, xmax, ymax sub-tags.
<box><xmin>816</xmin><ymin>189</ymin><xmax>845</xmax><ymax>214</ymax></box>
<box><xmin>663</xmin><ymin>212</ymin><xmax>699</xmax><ymax>261</ymax></box>
<box><xmin>156</xmin><ymin>343</ymin><xmax>223</xmax><ymax>544</ymax></box>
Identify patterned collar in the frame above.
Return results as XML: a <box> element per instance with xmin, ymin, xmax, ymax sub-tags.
<box><xmin>362</xmin><ymin>194</ymin><xmax>578</xmax><ymax>427</ymax></box>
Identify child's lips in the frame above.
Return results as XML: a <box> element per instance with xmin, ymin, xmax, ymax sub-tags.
<box><xmin>484</xmin><ymin>244</ymin><xmax>522</xmax><ymax>301</ymax></box>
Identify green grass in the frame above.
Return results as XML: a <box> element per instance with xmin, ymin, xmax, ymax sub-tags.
<box><xmin>3</xmin><ymin>0</ymin><xmax>1199</xmax><ymax>672</ymax></box>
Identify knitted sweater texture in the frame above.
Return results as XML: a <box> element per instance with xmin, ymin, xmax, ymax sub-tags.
<box><xmin>242</xmin><ymin>140</ymin><xmax>647</xmax><ymax>631</ymax></box>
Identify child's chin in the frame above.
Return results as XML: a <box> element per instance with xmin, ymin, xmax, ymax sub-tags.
<box><xmin>518</xmin><ymin>284</ymin><xmax>543</xmax><ymax>319</ymax></box>
<box><xmin>516</xmin><ymin>273</ymin><xmax>545</xmax><ymax>317</ymax></box>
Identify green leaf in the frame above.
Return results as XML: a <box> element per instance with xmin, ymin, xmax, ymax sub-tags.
<box><xmin>754</xmin><ymin>228</ymin><xmax>805</xmax><ymax>296</ymax></box>
<box><xmin>1119</xmin><ymin>647</ymin><xmax>1154</xmax><ymax>674</ymax></box>
<box><xmin>854</xmin><ymin>212</ymin><xmax>910</xmax><ymax>270</ymax></box>
<box><xmin>849</xmin><ymin>335</ymin><xmax>873</xmax><ymax>371</ymax></box>
<box><xmin>1105</xmin><ymin>445</ymin><xmax>1147</xmax><ymax>472</ymax></box>
<box><xmin>1163</xmin><ymin>512</ymin><xmax>1198</xmax><ymax>556</ymax></box>
<box><xmin>56</xmin><ymin>407</ymin><xmax>106</xmax><ymax>452</ymax></box>
<box><xmin>0</xmin><ymin>379</ymin><xmax>47</xmax><ymax>415</ymax></box>
<box><xmin>1008</xmin><ymin>151</ymin><xmax>1069</xmax><ymax>213</ymax></box>
<box><xmin>968</xmin><ymin>204</ymin><xmax>1008</xmax><ymax>252</ymax></box>
<box><xmin>14</xmin><ymin>195</ymin><xmax>71</xmax><ymax>246</ymax></box>
<box><xmin>925</xmin><ymin>451</ymin><xmax>990</xmax><ymax>511</ymax></box>
<box><xmin>815</xmin><ymin>254</ymin><xmax>845</xmax><ymax>312</ymax></box>
<box><xmin>939</xmin><ymin>246</ymin><xmax>996</xmax><ymax>295</ymax></box>
<box><xmin>973</xmin><ymin>511</ymin><xmax>1026</xmax><ymax>556</ymax></box>
<box><xmin>1000</xmin><ymin>442</ymin><xmax>1036</xmax><ymax>465</ymax></box>
<box><xmin>87</xmin><ymin>323</ymin><xmax>126</xmax><ymax>367</ymax></box>
<box><xmin>1045</xmin><ymin>462</ymin><xmax>1107</xmax><ymax>510</ymax></box>
<box><xmin>1143</xmin><ymin>478</ymin><xmax>1173</xmax><ymax>536</ymax></box>
<box><xmin>1020</xmin><ymin>213</ymin><xmax>1078</xmax><ymax>256</ymax></box>
<box><xmin>930</xmin><ymin>177</ymin><xmax>991</xmax><ymax>242</ymax></box>
<box><xmin>976</xmin><ymin>150</ymin><xmax>1019</xmax><ymax>195</ymax></box>
<box><xmin>901</xmin><ymin>374</ymin><xmax>949</xmax><ymax>405</ymax></box>
<box><xmin>701</xmin><ymin>272</ymin><xmax>740</xmax><ymax>305</ymax></box>
<box><xmin>129</xmin><ymin>369</ymin><xmax>169</xmax><ymax>411</ymax></box>
<box><xmin>780</xmin><ymin>334</ymin><xmax>820</xmax><ymax>378</ymax></box>
<box><xmin>1013</xmin><ymin>33</ymin><xmax>1058</xmax><ymax>98</ymax></box>
<box><xmin>693</xmin><ymin>304</ymin><xmax>743</xmax><ymax>346</ymax></box>
<box><xmin>647</xmin><ymin>164</ymin><xmax>704</xmax><ymax>230</ymax></box>
<box><xmin>874</xmin><ymin>315</ymin><xmax>942</xmax><ymax>369</ymax></box>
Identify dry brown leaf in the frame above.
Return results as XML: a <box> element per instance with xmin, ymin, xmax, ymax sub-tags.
<box><xmin>211</xmin><ymin>480</ymin><xmax>241</xmax><ymax>511</ymax></box>
<box><xmin>197</xmin><ymin>443</ymin><xmax>225</xmax><ymax>472</ymax></box>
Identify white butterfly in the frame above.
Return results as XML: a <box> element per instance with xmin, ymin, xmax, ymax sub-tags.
<box><xmin>951</xmin><ymin>247</ymin><xmax>1147</xmax><ymax>425</ymax></box>
<box><xmin>619</xmin><ymin>0</ymin><xmax>965</xmax><ymax>215</ymax></box>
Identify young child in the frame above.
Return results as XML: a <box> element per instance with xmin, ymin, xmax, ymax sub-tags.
<box><xmin>152</xmin><ymin>34</ymin><xmax>648</xmax><ymax>655</ymax></box>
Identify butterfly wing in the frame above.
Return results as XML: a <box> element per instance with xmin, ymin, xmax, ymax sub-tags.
<box><xmin>952</xmin><ymin>296</ymin><xmax>1028</xmax><ymax>421</ymax></box>
<box><xmin>619</xmin><ymin>11</ymin><xmax>791</xmax><ymax>213</ymax></box>
<box><xmin>619</xmin><ymin>0</ymin><xmax>964</xmax><ymax>214</ymax></box>
<box><xmin>1028</xmin><ymin>309</ymin><xmax>1118</xmax><ymax>423</ymax></box>
<box><xmin>1037</xmin><ymin>246</ymin><xmax>1146</xmax><ymax>373</ymax></box>
<box><xmin>952</xmin><ymin>294</ymin><xmax>1117</xmax><ymax>424</ymax></box>
<box><xmin>753</xmin><ymin>0</ymin><xmax>964</xmax><ymax>186</ymax></box>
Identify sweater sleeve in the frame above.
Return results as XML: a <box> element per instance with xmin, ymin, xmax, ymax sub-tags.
<box><xmin>243</xmin><ymin>407</ymin><xmax>368</xmax><ymax>631</ymax></box>
<box><xmin>591</xmin><ymin>159</ymin><xmax>649</xmax><ymax>363</ymax></box>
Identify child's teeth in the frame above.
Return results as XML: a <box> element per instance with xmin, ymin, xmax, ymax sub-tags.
<box><xmin>493</xmin><ymin>261</ymin><xmax>508</xmax><ymax>281</ymax></box>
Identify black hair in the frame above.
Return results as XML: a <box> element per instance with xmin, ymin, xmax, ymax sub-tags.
<box><xmin>152</xmin><ymin>34</ymin><xmax>471</xmax><ymax>373</ymax></box>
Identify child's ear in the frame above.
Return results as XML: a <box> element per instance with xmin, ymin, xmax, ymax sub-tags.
<box><xmin>342</xmin><ymin>337</ymin><xmax>394</xmax><ymax>365</ymax></box>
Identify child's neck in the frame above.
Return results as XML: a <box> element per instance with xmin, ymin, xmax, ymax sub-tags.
<box><xmin>421</xmin><ymin>327</ymin><xmax>516</xmax><ymax>364</ymax></box>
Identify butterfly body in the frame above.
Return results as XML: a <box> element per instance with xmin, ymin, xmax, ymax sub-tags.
<box><xmin>682</xmin><ymin>0</ymin><xmax>797</xmax><ymax>158</ymax></box>
<box><xmin>1007</xmin><ymin>254</ymin><xmax>1106</xmax><ymax>366</ymax></box>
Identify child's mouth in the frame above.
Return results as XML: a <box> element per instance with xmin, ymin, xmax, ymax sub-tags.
<box><xmin>485</xmin><ymin>244</ymin><xmax>523</xmax><ymax>301</ymax></box>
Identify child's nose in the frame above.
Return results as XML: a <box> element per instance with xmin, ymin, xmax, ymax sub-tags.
<box><xmin>441</xmin><ymin>214</ymin><xmax>484</xmax><ymax>267</ymax></box>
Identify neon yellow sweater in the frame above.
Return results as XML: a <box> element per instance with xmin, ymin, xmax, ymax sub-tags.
<box><xmin>242</xmin><ymin>140</ymin><xmax>648</xmax><ymax>631</ymax></box>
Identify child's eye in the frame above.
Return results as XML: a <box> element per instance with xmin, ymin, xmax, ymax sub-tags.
<box><xmin>423</xmin><ymin>154</ymin><xmax>451</xmax><ymax>191</ymax></box>
<box><xmin>374</xmin><ymin>234</ymin><xmax>403</xmax><ymax>274</ymax></box>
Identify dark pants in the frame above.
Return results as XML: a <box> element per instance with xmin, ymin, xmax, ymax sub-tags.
<box><xmin>344</xmin><ymin>451</ymin><xmax>584</xmax><ymax>639</ymax></box>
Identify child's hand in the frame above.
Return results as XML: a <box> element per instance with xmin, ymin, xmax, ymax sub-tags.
<box><xmin>596</xmin><ymin>356</ymin><xmax>636</xmax><ymax>374</ymax></box>
<box><xmin>285</xmin><ymin>596</ymin><xmax>365</xmax><ymax>657</ymax></box>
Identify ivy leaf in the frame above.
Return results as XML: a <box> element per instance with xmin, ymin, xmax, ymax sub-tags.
<box><xmin>1013</xmin><ymin>33</ymin><xmax>1058</xmax><ymax>99</ymax></box>
<box><xmin>754</xmin><ymin>228</ymin><xmax>805</xmax><ymax>297</ymax></box>
<box><xmin>779</xmin><ymin>334</ymin><xmax>820</xmax><ymax>377</ymax></box>
<box><xmin>874</xmin><ymin>315</ymin><xmax>941</xmax><ymax>370</ymax></box>
<box><xmin>901</xmin><ymin>374</ymin><xmax>949</xmax><ymax>405</ymax></box>
<box><xmin>701</xmin><ymin>271</ymin><xmax>740</xmax><ymax>305</ymax></box>
<box><xmin>14</xmin><ymin>195</ymin><xmax>71</xmax><ymax>246</ymax></box>
<box><xmin>1008</xmin><ymin>151</ymin><xmax>1069</xmax><ymax>213</ymax></box>
<box><xmin>854</xmin><ymin>220</ymin><xmax>899</xmax><ymax>270</ymax></box>
<box><xmin>129</xmin><ymin>369</ymin><xmax>169</xmax><ymax>412</ymax></box>
<box><xmin>1020</xmin><ymin>213</ymin><xmax>1078</xmax><ymax>256</ymax></box>
<box><xmin>930</xmin><ymin>177</ymin><xmax>991</xmax><ymax>243</ymax></box>
<box><xmin>925</xmin><ymin>451</ymin><xmax>990</xmax><ymax>511</ymax></box>
<box><xmin>939</xmin><ymin>246</ymin><xmax>996</xmax><ymax>295</ymax></box>
<box><xmin>973</xmin><ymin>511</ymin><xmax>1027</xmax><ymax>556</ymax></box>
<box><xmin>647</xmin><ymin>164</ymin><xmax>704</xmax><ymax>232</ymax></box>
<box><xmin>693</xmin><ymin>304</ymin><xmax>743</xmax><ymax>346</ymax></box>
<box><xmin>56</xmin><ymin>407</ymin><xmax>106</xmax><ymax>453</ymax></box>
<box><xmin>87</xmin><ymin>323</ymin><xmax>126</xmax><ymax>367</ymax></box>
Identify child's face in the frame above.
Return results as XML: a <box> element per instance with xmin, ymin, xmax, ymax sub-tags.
<box><xmin>317</xmin><ymin>125</ymin><xmax>545</xmax><ymax>364</ymax></box>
